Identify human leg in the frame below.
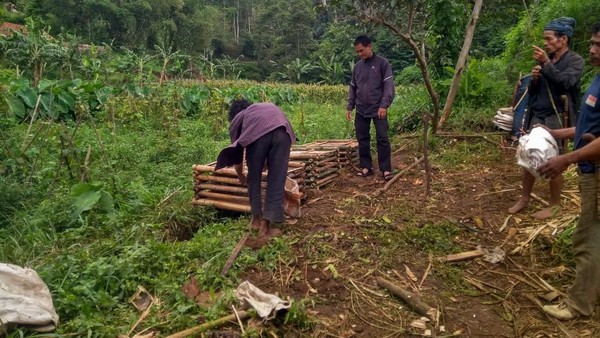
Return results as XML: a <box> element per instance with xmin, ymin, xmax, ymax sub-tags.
<box><xmin>533</xmin><ymin>173</ymin><xmax>563</xmax><ymax>219</ymax></box>
<box><xmin>260</xmin><ymin>127</ymin><xmax>291</xmax><ymax>238</ymax></box>
<box><xmin>561</xmin><ymin>173</ymin><xmax>600</xmax><ymax>316</ymax></box>
<box><xmin>508</xmin><ymin>169</ymin><xmax>535</xmax><ymax>213</ymax></box>
<box><xmin>373</xmin><ymin>116</ymin><xmax>392</xmax><ymax>175</ymax></box>
<box><xmin>354</xmin><ymin>113</ymin><xmax>373</xmax><ymax>171</ymax></box>
<box><xmin>245</xmin><ymin>134</ymin><xmax>270</xmax><ymax>224</ymax></box>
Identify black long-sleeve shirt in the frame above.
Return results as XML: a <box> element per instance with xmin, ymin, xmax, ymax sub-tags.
<box><xmin>525</xmin><ymin>49</ymin><xmax>584</xmax><ymax>128</ymax></box>
<box><xmin>346</xmin><ymin>53</ymin><xmax>395</xmax><ymax>118</ymax></box>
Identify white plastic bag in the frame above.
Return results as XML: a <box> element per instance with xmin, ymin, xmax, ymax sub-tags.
<box><xmin>516</xmin><ymin>126</ymin><xmax>559</xmax><ymax>178</ymax></box>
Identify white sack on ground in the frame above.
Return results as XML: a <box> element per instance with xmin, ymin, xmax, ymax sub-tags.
<box><xmin>516</xmin><ymin>126</ymin><xmax>559</xmax><ymax>178</ymax></box>
<box><xmin>235</xmin><ymin>280</ymin><xmax>291</xmax><ymax>319</ymax></box>
<box><xmin>0</xmin><ymin>263</ymin><xmax>59</xmax><ymax>333</ymax></box>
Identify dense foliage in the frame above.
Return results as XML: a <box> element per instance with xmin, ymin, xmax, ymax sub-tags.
<box><xmin>1</xmin><ymin>0</ymin><xmax>599</xmax><ymax>335</ymax></box>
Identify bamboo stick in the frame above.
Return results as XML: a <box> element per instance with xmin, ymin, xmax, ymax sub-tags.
<box><xmin>306</xmin><ymin>167</ymin><xmax>339</xmax><ymax>179</ymax></box>
<box><xmin>289</xmin><ymin>151</ymin><xmax>336</xmax><ymax>160</ymax></box>
<box><xmin>307</xmin><ymin>162</ymin><xmax>340</xmax><ymax>173</ymax></box>
<box><xmin>197</xmin><ymin>191</ymin><xmax>250</xmax><ymax>203</ymax></box>
<box><xmin>196</xmin><ymin>184</ymin><xmax>250</xmax><ymax>194</ymax></box>
<box><xmin>165</xmin><ymin>310</ymin><xmax>251</xmax><ymax>338</ymax></box>
<box><xmin>195</xmin><ymin>175</ymin><xmax>246</xmax><ymax>185</ymax></box>
<box><xmin>312</xmin><ymin>173</ymin><xmax>340</xmax><ymax>187</ymax></box>
<box><xmin>192</xmin><ymin>199</ymin><xmax>251</xmax><ymax>212</ymax></box>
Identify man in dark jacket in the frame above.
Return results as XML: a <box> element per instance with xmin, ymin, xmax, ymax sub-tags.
<box><xmin>537</xmin><ymin>22</ymin><xmax>600</xmax><ymax>320</ymax></box>
<box><xmin>216</xmin><ymin>99</ymin><xmax>296</xmax><ymax>240</ymax></box>
<box><xmin>508</xmin><ymin>17</ymin><xmax>584</xmax><ymax>220</ymax></box>
<box><xmin>345</xmin><ymin>35</ymin><xmax>395</xmax><ymax>181</ymax></box>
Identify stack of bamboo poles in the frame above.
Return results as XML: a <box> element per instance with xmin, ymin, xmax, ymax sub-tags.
<box><xmin>192</xmin><ymin>162</ymin><xmax>306</xmax><ymax>213</ymax></box>
<box><xmin>192</xmin><ymin>140</ymin><xmax>359</xmax><ymax>212</ymax></box>
<box><xmin>290</xmin><ymin>139</ymin><xmax>359</xmax><ymax>189</ymax></box>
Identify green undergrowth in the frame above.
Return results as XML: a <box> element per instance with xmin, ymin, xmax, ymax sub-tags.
<box><xmin>0</xmin><ymin>79</ymin><xmax>505</xmax><ymax>335</ymax></box>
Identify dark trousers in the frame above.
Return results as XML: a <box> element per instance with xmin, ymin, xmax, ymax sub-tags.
<box><xmin>246</xmin><ymin>127</ymin><xmax>291</xmax><ymax>223</ymax></box>
<box><xmin>354</xmin><ymin>113</ymin><xmax>392</xmax><ymax>172</ymax></box>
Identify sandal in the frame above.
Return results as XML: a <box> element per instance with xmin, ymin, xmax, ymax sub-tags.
<box><xmin>356</xmin><ymin>168</ymin><xmax>374</xmax><ymax>177</ymax></box>
<box><xmin>383</xmin><ymin>172</ymin><xmax>395</xmax><ymax>181</ymax></box>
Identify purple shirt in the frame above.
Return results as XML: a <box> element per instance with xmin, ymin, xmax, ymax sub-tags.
<box><xmin>215</xmin><ymin>103</ymin><xmax>296</xmax><ymax>169</ymax></box>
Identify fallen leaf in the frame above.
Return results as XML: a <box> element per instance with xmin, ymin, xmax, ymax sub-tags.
<box><xmin>404</xmin><ymin>264</ymin><xmax>418</xmax><ymax>282</ymax></box>
<box><xmin>413</xmin><ymin>178</ymin><xmax>423</xmax><ymax>186</ymax></box>
<box><xmin>473</xmin><ymin>217</ymin><xmax>484</xmax><ymax>229</ymax></box>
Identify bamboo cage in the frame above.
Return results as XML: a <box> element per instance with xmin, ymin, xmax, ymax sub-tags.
<box><xmin>288</xmin><ymin>139</ymin><xmax>359</xmax><ymax>190</ymax></box>
<box><xmin>192</xmin><ymin>161</ymin><xmax>306</xmax><ymax>213</ymax></box>
<box><xmin>192</xmin><ymin>139</ymin><xmax>359</xmax><ymax>212</ymax></box>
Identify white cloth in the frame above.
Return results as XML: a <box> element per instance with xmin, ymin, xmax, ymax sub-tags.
<box><xmin>0</xmin><ymin>263</ymin><xmax>59</xmax><ymax>333</ymax></box>
<box><xmin>516</xmin><ymin>126</ymin><xmax>559</xmax><ymax>178</ymax></box>
<box><xmin>235</xmin><ymin>281</ymin><xmax>291</xmax><ymax>319</ymax></box>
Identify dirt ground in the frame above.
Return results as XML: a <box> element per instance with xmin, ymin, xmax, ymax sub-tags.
<box><xmin>234</xmin><ymin>135</ymin><xmax>600</xmax><ymax>337</ymax></box>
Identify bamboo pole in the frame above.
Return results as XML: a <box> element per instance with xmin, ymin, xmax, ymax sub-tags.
<box><xmin>196</xmin><ymin>184</ymin><xmax>250</xmax><ymax>194</ymax></box>
<box><xmin>307</xmin><ymin>167</ymin><xmax>339</xmax><ymax>179</ymax></box>
<box><xmin>307</xmin><ymin>162</ymin><xmax>340</xmax><ymax>173</ymax></box>
<box><xmin>376</xmin><ymin>277</ymin><xmax>438</xmax><ymax>320</ymax></box>
<box><xmin>312</xmin><ymin>173</ymin><xmax>340</xmax><ymax>187</ymax></box>
<box><xmin>165</xmin><ymin>310</ymin><xmax>251</xmax><ymax>338</ymax></box>
<box><xmin>195</xmin><ymin>175</ymin><xmax>246</xmax><ymax>185</ymax></box>
<box><xmin>192</xmin><ymin>199</ymin><xmax>251</xmax><ymax>212</ymax></box>
<box><xmin>197</xmin><ymin>191</ymin><xmax>250</xmax><ymax>203</ymax></box>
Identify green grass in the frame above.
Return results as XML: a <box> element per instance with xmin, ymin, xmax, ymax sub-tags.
<box><xmin>0</xmin><ymin>79</ymin><xmax>503</xmax><ymax>336</ymax></box>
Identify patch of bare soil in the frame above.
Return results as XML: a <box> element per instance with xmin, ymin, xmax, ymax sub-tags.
<box><xmin>240</xmin><ymin>136</ymin><xmax>600</xmax><ymax>337</ymax></box>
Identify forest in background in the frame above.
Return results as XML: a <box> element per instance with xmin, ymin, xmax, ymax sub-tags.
<box><xmin>1</xmin><ymin>0</ymin><xmax>600</xmax><ymax>336</ymax></box>
<box><xmin>0</xmin><ymin>0</ymin><xmax>554</xmax><ymax>84</ymax></box>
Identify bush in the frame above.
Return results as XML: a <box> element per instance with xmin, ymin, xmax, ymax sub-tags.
<box><xmin>396</xmin><ymin>65</ymin><xmax>424</xmax><ymax>86</ymax></box>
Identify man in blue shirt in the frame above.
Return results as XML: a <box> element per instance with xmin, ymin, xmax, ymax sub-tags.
<box><xmin>538</xmin><ymin>22</ymin><xmax>600</xmax><ymax>320</ymax></box>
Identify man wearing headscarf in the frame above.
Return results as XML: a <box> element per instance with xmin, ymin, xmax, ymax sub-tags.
<box><xmin>509</xmin><ymin>17</ymin><xmax>584</xmax><ymax>220</ymax></box>
<box><xmin>538</xmin><ymin>22</ymin><xmax>600</xmax><ymax>320</ymax></box>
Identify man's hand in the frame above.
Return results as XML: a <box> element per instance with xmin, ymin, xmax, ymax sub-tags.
<box><xmin>345</xmin><ymin>110</ymin><xmax>353</xmax><ymax>122</ymax></box>
<box><xmin>531</xmin><ymin>65</ymin><xmax>542</xmax><ymax>81</ymax></box>
<box><xmin>538</xmin><ymin>155</ymin><xmax>571</xmax><ymax>179</ymax></box>
<box><xmin>238</xmin><ymin>172</ymin><xmax>247</xmax><ymax>185</ymax></box>
<box><xmin>377</xmin><ymin>107</ymin><xmax>387</xmax><ymax>119</ymax></box>
<box><xmin>532</xmin><ymin>45</ymin><xmax>550</xmax><ymax>65</ymax></box>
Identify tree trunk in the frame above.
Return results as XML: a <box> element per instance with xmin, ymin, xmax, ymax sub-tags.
<box><xmin>436</xmin><ymin>0</ymin><xmax>484</xmax><ymax>131</ymax></box>
<box><xmin>376</xmin><ymin>20</ymin><xmax>440</xmax><ymax>135</ymax></box>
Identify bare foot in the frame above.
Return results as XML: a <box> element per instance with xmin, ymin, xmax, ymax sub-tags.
<box><xmin>508</xmin><ymin>198</ymin><xmax>529</xmax><ymax>214</ymax></box>
<box><xmin>265</xmin><ymin>227</ymin><xmax>282</xmax><ymax>238</ymax></box>
<box><xmin>244</xmin><ymin>228</ymin><xmax>282</xmax><ymax>249</ymax></box>
<box><xmin>248</xmin><ymin>216</ymin><xmax>261</xmax><ymax>230</ymax></box>
<box><xmin>533</xmin><ymin>206</ymin><xmax>561</xmax><ymax>220</ymax></box>
<box><xmin>257</xmin><ymin>219</ymin><xmax>270</xmax><ymax>237</ymax></box>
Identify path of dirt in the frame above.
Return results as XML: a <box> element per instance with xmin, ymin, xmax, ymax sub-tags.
<box><xmin>238</xmin><ymin>136</ymin><xmax>600</xmax><ymax>337</ymax></box>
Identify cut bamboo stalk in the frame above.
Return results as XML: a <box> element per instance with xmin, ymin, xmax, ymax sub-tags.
<box><xmin>195</xmin><ymin>175</ymin><xmax>246</xmax><ymax>185</ymax></box>
<box><xmin>306</xmin><ymin>167</ymin><xmax>339</xmax><ymax>179</ymax></box>
<box><xmin>312</xmin><ymin>173</ymin><xmax>339</xmax><ymax>187</ymax></box>
<box><xmin>197</xmin><ymin>191</ymin><xmax>250</xmax><ymax>203</ymax></box>
<box><xmin>377</xmin><ymin>277</ymin><xmax>438</xmax><ymax>320</ymax></box>
<box><xmin>192</xmin><ymin>199</ymin><xmax>251</xmax><ymax>212</ymax></box>
<box><xmin>165</xmin><ymin>310</ymin><xmax>251</xmax><ymax>338</ymax></box>
<box><xmin>196</xmin><ymin>184</ymin><xmax>250</xmax><ymax>194</ymax></box>
<box><xmin>289</xmin><ymin>151</ymin><xmax>335</xmax><ymax>160</ymax></box>
<box><xmin>308</xmin><ymin>162</ymin><xmax>340</xmax><ymax>173</ymax></box>
<box><xmin>308</xmin><ymin>155</ymin><xmax>336</xmax><ymax>162</ymax></box>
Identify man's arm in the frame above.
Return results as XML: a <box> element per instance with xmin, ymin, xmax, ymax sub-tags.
<box><xmin>380</xmin><ymin>60</ymin><xmax>394</xmax><ymax>109</ymax></box>
<box><xmin>539</xmin><ymin>136</ymin><xmax>600</xmax><ymax>179</ymax></box>
<box><xmin>540</xmin><ymin>53</ymin><xmax>584</xmax><ymax>91</ymax></box>
<box><xmin>234</xmin><ymin>162</ymin><xmax>246</xmax><ymax>185</ymax></box>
